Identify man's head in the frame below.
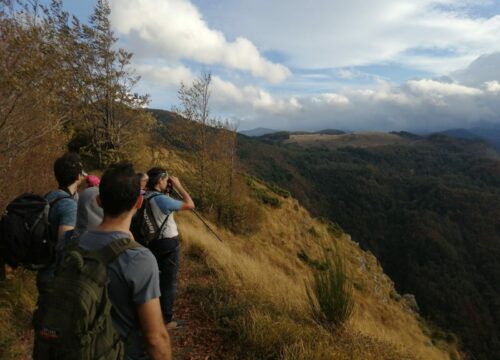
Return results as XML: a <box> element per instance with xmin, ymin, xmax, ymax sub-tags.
<box><xmin>146</xmin><ymin>167</ymin><xmax>168</xmax><ymax>191</ymax></box>
<box><xmin>99</xmin><ymin>162</ymin><xmax>141</xmax><ymax>217</ymax></box>
<box><xmin>54</xmin><ymin>153</ymin><xmax>86</xmax><ymax>188</ymax></box>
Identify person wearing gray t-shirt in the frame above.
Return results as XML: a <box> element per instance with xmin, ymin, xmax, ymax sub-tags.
<box><xmin>78</xmin><ymin>163</ymin><xmax>171</xmax><ymax>360</ymax></box>
<box><xmin>75</xmin><ymin>186</ymin><xmax>103</xmax><ymax>234</ymax></box>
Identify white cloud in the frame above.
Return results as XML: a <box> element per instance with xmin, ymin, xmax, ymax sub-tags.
<box><xmin>337</xmin><ymin>69</ymin><xmax>356</xmax><ymax>79</ymax></box>
<box><xmin>407</xmin><ymin>79</ymin><xmax>482</xmax><ymax>96</ymax></box>
<box><xmin>135</xmin><ymin>64</ymin><xmax>194</xmax><ymax>87</ymax></box>
<box><xmin>109</xmin><ymin>0</ymin><xmax>290</xmax><ymax>83</ymax></box>
<box><xmin>135</xmin><ymin>63</ymin><xmax>300</xmax><ymax>114</ymax></box>
<box><xmin>199</xmin><ymin>0</ymin><xmax>500</xmax><ymax>74</ymax></box>
<box><xmin>485</xmin><ymin>81</ymin><xmax>500</xmax><ymax>93</ymax></box>
<box><xmin>452</xmin><ymin>52</ymin><xmax>500</xmax><ymax>86</ymax></box>
<box><xmin>312</xmin><ymin>93</ymin><xmax>350</xmax><ymax>105</ymax></box>
<box><xmin>239</xmin><ymin>76</ymin><xmax>500</xmax><ymax>132</ymax></box>
<box><xmin>211</xmin><ymin>76</ymin><xmax>301</xmax><ymax>114</ymax></box>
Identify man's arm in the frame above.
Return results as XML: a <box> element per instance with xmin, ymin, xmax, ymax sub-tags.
<box><xmin>137</xmin><ymin>298</ymin><xmax>172</xmax><ymax>360</ymax></box>
<box><xmin>55</xmin><ymin>197</ymin><xmax>77</xmax><ymax>241</ymax></box>
<box><xmin>169</xmin><ymin>176</ymin><xmax>195</xmax><ymax>210</ymax></box>
<box><xmin>58</xmin><ymin>225</ymin><xmax>74</xmax><ymax>241</ymax></box>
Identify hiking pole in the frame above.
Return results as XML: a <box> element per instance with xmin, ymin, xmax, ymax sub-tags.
<box><xmin>189</xmin><ymin>208</ymin><xmax>224</xmax><ymax>242</ymax></box>
<box><xmin>170</xmin><ymin>187</ymin><xmax>223</xmax><ymax>242</ymax></box>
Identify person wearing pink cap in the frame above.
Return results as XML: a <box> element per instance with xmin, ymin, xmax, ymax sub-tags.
<box><xmin>85</xmin><ymin>175</ymin><xmax>100</xmax><ymax>187</ymax></box>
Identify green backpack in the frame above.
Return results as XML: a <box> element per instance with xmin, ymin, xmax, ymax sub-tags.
<box><xmin>33</xmin><ymin>238</ymin><xmax>141</xmax><ymax>360</ymax></box>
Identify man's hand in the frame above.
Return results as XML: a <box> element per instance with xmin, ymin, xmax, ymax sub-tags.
<box><xmin>168</xmin><ymin>176</ymin><xmax>195</xmax><ymax>210</ymax></box>
<box><xmin>168</xmin><ymin>176</ymin><xmax>181</xmax><ymax>189</ymax></box>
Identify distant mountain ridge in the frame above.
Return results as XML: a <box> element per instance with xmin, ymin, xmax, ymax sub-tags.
<box><xmin>436</xmin><ymin>124</ymin><xmax>500</xmax><ymax>151</ymax></box>
<box><xmin>148</xmin><ymin>107</ymin><xmax>499</xmax><ymax>152</ymax></box>
<box><xmin>239</xmin><ymin>127</ymin><xmax>280</xmax><ymax>137</ymax></box>
<box><xmin>240</xmin><ymin>127</ymin><xmax>345</xmax><ymax>137</ymax></box>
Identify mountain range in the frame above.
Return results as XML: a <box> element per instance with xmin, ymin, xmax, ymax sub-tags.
<box><xmin>241</xmin><ymin>123</ymin><xmax>500</xmax><ymax>152</ymax></box>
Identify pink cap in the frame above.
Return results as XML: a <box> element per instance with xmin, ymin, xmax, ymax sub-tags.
<box><xmin>85</xmin><ymin>175</ymin><xmax>100</xmax><ymax>187</ymax></box>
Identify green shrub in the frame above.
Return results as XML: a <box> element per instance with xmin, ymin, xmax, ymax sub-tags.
<box><xmin>252</xmin><ymin>188</ymin><xmax>281</xmax><ymax>208</ymax></box>
<box><xmin>305</xmin><ymin>246</ymin><xmax>354</xmax><ymax>330</ymax></box>
<box><xmin>327</xmin><ymin>221</ymin><xmax>344</xmax><ymax>237</ymax></box>
<box><xmin>216</xmin><ymin>199</ymin><xmax>264</xmax><ymax>234</ymax></box>
<box><xmin>267</xmin><ymin>182</ymin><xmax>291</xmax><ymax>198</ymax></box>
<box><xmin>297</xmin><ymin>250</ymin><xmax>327</xmax><ymax>271</ymax></box>
<box><xmin>308</xmin><ymin>226</ymin><xmax>320</xmax><ymax>238</ymax></box>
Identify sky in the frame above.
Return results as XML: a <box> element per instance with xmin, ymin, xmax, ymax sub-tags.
<box><xmin>63</xmin><ymin>0</ymin><xmax>500</xmax><ymax>132</ymax></box>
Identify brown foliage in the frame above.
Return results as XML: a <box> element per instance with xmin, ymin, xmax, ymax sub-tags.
<box><xmin>0</xmin><ymin>3</ymin><xmax>68</xmax><ymax>208</ymax></box>
<box><xmin>170</xmin><ymin>72</ymin><xmax>257</xmax><ymax>232</ymax></box>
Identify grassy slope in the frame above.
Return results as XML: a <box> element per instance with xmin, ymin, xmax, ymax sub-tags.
<box><xmin>286</xmin><ymin>132</ymin><xmax>416</xmax><ymax>149</ymax></box>
<box><xmin>175</xmin><ymin>178</ymin><xmax>461</xmax><ymax>359</ymax></box>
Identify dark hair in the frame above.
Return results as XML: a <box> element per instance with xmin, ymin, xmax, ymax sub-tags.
<box><xmin>54</xmin><ymin>153</ymin><xmax>84</xmax><ymax>187</ymax></box>
<box><xmin>146</xmin><ymin>167</ymin><xmax>168</xmax><ymax>190</ymax></box>
<box><xmin>137</xmin><ymin>172</ymin><xmax>147</xmax><ymax>180</ymax></box>
<box><xmin>99</xmin><ymin>162</ymin><xmax>140</xmax><ymax>217</ymax></box>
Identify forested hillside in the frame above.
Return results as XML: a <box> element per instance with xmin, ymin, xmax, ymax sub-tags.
<box><xmin>238</xmin><ymin>132</ymin><xmax>500</xmax><ymax>359</ymax></box>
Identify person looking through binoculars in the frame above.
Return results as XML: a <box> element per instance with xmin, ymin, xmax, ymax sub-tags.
<box><xmin>144</xmin><ymin>167</ymin><xmax>195</xmax><ymax>329</ymax></box>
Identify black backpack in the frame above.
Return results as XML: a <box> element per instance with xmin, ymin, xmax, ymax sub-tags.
<box><xmin>0</xmin><ymin>192</ymin><xmax>70</xmax><ymax>270</ymax></box>
<box><xmin>130</xmin><ymin>193</ymin><xmax>169</xmax><ymax>247</ymax></box>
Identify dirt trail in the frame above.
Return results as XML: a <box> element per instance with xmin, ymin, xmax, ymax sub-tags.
<box><xmin>170</xmin><ymin>253</ymin><xmax>238</xmax><ymax>360</ymax></box>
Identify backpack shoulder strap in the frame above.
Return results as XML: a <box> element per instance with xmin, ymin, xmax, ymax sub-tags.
<box><xmin>144</xmin><ymin>194</ymin><xmax>160</xmax><ymax>232</ymax></box>
<box><xmin>145</xmin><ymin>193</ymin><xmax>170</xmax><ymax>240</ymax></box>
<box><xmin>157</xmin><ymin>213</ymin><xmax>170</xmax><ymax>236</ymax></box>
<box><xmin>49</xmin><ymin>194</ymin><xmax>71</xmax><ymax>206</ymax></box>
<box><xmin>94</xmin><ymin>238</ymin><xmax>143</xmax><ymax>266</ymax></box>
<box><xmin>144</xmin><ymin>192</ymin><xmax>162</xmax><ymax>201</ymax></box>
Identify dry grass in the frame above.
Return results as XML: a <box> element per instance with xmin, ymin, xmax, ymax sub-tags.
<box><xmin>286</xmin><ymin>132</ymin><xmax>415</xmax><ymax>149</ymax></box>
<box><xmin>0</xmin><ymin>269</ymin><xmax>37</xmax><ymax>360</ymax></box>
<box><xmin>176</xmin><ymin>190</ymin><xmax>461</xmax><ymax>360</ymax></box>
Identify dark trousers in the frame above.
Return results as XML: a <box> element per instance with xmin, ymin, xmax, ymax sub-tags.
<box><xmin>149</xmin><ymin>237</ymin><xmax>180</xmax><ymax>322</ymax></box>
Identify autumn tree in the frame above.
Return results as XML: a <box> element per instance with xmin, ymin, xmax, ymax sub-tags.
<box><xmin>0</xmin><ymin>0</ymin><xmax>154</xmax><ymax>208</ymax></box>
<box><xmin>0</xmin><ymin>0</ymin><xmax>72</xmax><ymax>205</ymax></box>
<box><xmin>174</xmin><ymin>72</ymin><xmax>241</xmax><ymax>223</ymax></box>
<box><xmin>67</xmin><ymin>0</ymin><xmax>150</xmax><ymax>167</ymax></box>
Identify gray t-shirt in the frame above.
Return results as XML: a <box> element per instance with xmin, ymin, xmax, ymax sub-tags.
<box><xmin>75</xmin><ymin>187</ymin><xmax>103</xmax><ymax>234</ymax></box>
<box><xmin>78</xmin><ymin>230</ymin><xmax>160</xmax><ymax>340</ymax></box>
